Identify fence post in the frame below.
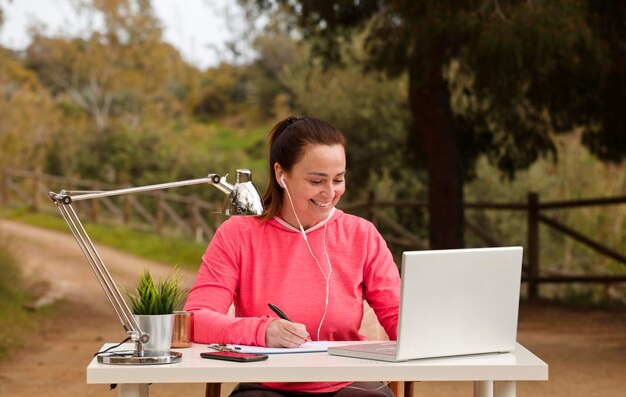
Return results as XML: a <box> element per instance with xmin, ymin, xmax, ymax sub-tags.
<box><xmin>189</xmin><ymin>196</ymin><xmax>201</xmax><ymax>243</ymax></box>
<box><xmin>90</xmin><ymin>183</ymin><xmax>100</xmax><ymax>223</ymax></box>
<box><xmin>32</xmin><ymin>172</ymin><xmax>41</xmax><ymax>212</ymax></box>
<box><xmin>155</xmin><ymin>192</ymin><xmax>163</xmax><ymax>234</ymax></box>
<box><xmin>123</xmin><ymin>195</ymin><xmax>131</xmax><ymax>225</ymax></box>
<box><xmin>0</xmin><ymin>169</ymin><xmax>8</xmax><ymax>206</ymax></box>
<box><xmin>527</xmin><ymin>192</ymin><xmax>540</xmax><ymax>300</ymax></box>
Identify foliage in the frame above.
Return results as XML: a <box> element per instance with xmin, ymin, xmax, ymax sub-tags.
<box><xmin>193</xmin><ymin>33</ymin><xmax>298</xmax><ymax>121</ymax></box>
<box><xmin>126</xmin><ymin>268</ymin><xmax>186</xmax><ymax>315</ymax></box>
<box><xmin>465</xmin><ymin>133</ymin><xmax>626</xmax><ymax>303</ymax></box>
<box><xmin>247</xmin><ymin>0</ymin><xmax>626</xmax><ymax>249</ymax></box>
<box><xmin>0</xmin><ymin>48</ymin><xmax>62</xmax><ymax>171</ymax></box>
<box><xmin>1</xmin><ymin>0</ymin><xmax>268</xmax><ymax>194</ymax></box>
<box><xmin>21</xmin><ymin>0</ymin><xmax>204</xmax><ymax>183</ymax></box>
<box><xmin>194</xmin><ymin>63</ymin><xmax>251</xmax><ymax>120</ymax></box>
<box><xmin>248</xmin><ymin>32</ymin><xmax>299</xmax><ymax>117</ymax></box>
<box><xmin>280</xmin><ymin>38</ymin><xmax>414</xmax><ymax>194</ymax></box>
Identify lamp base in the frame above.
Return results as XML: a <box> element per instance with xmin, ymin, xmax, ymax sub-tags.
<box><xmin>97</xmin><ymin>350</ymin><xmax>183</xmax><ymax>365</ymax></box>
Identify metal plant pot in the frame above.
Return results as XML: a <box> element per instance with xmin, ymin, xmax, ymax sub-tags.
<box><xmin>133</xmin><ymin>314</ymin><xmax>175</xmax><ymax>356</ymax></box>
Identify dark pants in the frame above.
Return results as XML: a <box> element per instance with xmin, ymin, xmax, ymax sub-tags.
<box><xmin>229</xmin><ymin>382</ymin><xmax>395</xmax><ymax>397</ymax></box>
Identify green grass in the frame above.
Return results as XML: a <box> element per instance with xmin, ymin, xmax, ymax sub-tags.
<box><xmin>1</xmin><ymin>208</ymin><xmax>206</xmax><ymax>272</ymax></box>
<box><xmin>0</xmin><ymin>234</ymin><xmax>57</xmax><ymax>360</ymax></box>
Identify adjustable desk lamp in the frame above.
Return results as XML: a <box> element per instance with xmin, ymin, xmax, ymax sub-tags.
<box><xmin>48</xmin><ymin>169</ymin><xmax>264</xmax><ymax>365</ymax></box>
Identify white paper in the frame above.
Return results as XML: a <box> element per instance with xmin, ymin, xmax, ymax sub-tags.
<box><xmin>233</xmin><ymin>341</ymin><xmax>351</xmax><ymax>354</ymax></box>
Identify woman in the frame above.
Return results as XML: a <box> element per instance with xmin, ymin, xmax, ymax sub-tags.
<box><xmin>184</xmin><ymin>116</ymin><xmax>400</xmax><ymax>396</ymax></box>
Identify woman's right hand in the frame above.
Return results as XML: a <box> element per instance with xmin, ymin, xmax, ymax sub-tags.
<box><xmin>265</xmin><ymin>319</ymin><xmax>311</xmax><ymax>348</ymax></box>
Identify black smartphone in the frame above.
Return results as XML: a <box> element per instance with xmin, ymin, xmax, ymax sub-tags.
<box><xmin>200</xmin><ymin>351</ymin><xmax>269</xmax><ymax>362</ymax></box>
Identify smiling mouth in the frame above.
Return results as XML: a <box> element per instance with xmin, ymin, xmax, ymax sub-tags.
<box><xmin>311</xmin><ymin>199</ymin><xmax>331</xmax><ymax>208</ymax></box>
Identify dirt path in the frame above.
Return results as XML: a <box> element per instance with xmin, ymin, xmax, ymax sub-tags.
<box><xmin>0</xmin><ymin>219</ymin><xmax>625</xmax><ymax>397</ymax></box>
<box><xmin>0</xmin><ymin>220</ymin><xmax>206</xmax><ymax>397</ymax></box>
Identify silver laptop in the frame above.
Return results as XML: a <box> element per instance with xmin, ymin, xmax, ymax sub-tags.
<box><xmin>328</xmin><ymin>246</ymin><xmax>523</xmax><ymax>361</ymax></box>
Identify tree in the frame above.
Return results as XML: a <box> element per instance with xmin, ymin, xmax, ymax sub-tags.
<box><xmin>22</xmin><ymin>0</ymin><xmax>204</xmax><ymax>182</ymax></box>
<box><xmin>247</xmin><ymin>0</ymin><xmax>626</xmax><ymax>249</ymax></box>
<box><xmin>0</xmin><ymin>47</ymin><xmax>62</xmax><ymax>171</ymax></box>
<box><xmin>25</xmin><ymin>0</ymin><xmax>200</xmax><ymax>132</ymax></box>
<box><xmin>194</xmin><ymin>63</ymin><xmax>251</xmax><ymax>119</ymax></box>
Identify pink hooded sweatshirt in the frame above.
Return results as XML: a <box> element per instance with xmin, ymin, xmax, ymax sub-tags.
<box><xmin>184</xmin><ymin>208</ymin><xmax>400</xmax><ymax>393</ymax></box>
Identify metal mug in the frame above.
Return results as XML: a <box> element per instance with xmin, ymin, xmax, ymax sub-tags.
<box><xmin>171</xmin><ymin>311</ymin><xmax>194</xmax><ymax>348</ymax></box>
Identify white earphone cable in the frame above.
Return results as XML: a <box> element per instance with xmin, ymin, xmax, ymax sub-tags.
<box><xmin>316</xmin><ymin>221</ymin><xmax>332</xmax><ymax>339</ymax></box>
<box><xmin>281</xmin><ymin>175</ymin><xmax>332</xmax><ymax>341</ymax></box>
<box><xmin>282</xmin><ymin>176</ymin><xmax>309</xmax><ymax>239</ymax></box>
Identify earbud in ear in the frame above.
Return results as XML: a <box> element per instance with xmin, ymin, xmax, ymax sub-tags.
<box><xmin>280</xmin><ymin>174</ymin><xmax>286</xmax><ymax>188</ymax></box>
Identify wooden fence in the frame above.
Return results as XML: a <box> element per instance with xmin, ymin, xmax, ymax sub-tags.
<box><xmin>0</xmin><ymin>168</ymin><xmax>223</xmax><ymax>243</ymax></box>
<box><xmin>342</xmin><ymin>192</ymin><xmax>626</xmax><ymax>299</ymax></box>
<box><xmin>2</xmin><ymin>168</ymin><xmax>625</xmax><ymax>300</ymax></box>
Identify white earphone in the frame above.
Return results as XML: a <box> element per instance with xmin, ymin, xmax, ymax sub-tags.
<box><xmin>279</xmin><ymin>171</ymin><xmax>331</xmax><ymax>340</ymax></box>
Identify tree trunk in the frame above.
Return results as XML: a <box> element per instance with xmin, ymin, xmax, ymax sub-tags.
<box><xmin>409</xmin><ymin>58</ymin><xmax>464</xmax><ymax>249</ymax></box>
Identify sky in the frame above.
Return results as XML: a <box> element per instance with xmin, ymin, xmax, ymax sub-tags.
<box><xmin>0</xmin><ymin>0</ymin><xmax>245</xmax><ymax>69</ymax></box>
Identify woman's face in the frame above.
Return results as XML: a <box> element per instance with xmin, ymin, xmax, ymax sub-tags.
<box><xmin>277</xmin><ymin>144</ymin><xmax>346</xmax><ymax>229</ymax></box>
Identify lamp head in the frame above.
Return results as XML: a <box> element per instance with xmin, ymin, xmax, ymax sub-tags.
<box><xmin>222</xmin><ymin>169</ymin><xmax>264</xmax><ymax>216</ymax></box>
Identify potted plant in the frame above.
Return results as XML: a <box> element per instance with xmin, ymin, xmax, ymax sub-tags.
<box><xmin>126</xmin><ymin>267</ymin><xmax>186</xmax><ymax>356</ymax></box>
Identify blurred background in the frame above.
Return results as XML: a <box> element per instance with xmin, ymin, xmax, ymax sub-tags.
<box><xmin>1</xmin><ymin>0</ymin><xmax>625</xmax><ymax>379</ymax></box>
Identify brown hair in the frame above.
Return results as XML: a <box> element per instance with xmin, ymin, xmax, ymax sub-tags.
<box><xmin>262</xmin><ymin>116</ymin><xmax>346</xmax><ymax>221</ymax></box>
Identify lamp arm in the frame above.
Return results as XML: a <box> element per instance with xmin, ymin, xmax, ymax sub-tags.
<box><xmin>47</xmin><ymin>173</ymin><xmax>235</xmax><ymax>357</ymax></box>
<box><xmin>49</xmin><ymin>173</ymin><xmax>231</xmax><ymax>203</ymax></box>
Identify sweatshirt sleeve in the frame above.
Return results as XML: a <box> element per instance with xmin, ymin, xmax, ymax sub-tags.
<box><xmin>362</xmin><ymin>224</ymin><xmax>401</xmax><ymax>340</ymax></box>
<box><xmin>183</xmin><ymin>219</ymin><xmax>273</xmax><ymax>345</ymax></box>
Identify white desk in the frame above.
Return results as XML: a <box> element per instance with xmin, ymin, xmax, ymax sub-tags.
<box><xmin>87</xmin><ymin>342</ymin><xmax>548</xmax><ymax>397</ymax></box>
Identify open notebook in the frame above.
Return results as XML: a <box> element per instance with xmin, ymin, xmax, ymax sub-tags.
<box><xmin>328</xmin><ymin>247</ymin><xmax>523</xmax><ymax>362</ymax></box>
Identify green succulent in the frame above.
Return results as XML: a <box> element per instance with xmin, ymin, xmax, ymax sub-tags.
<box><xmin>126</xmin><ymin>268</ymin><xmax>186</xmax><ymax>315</ymax></box>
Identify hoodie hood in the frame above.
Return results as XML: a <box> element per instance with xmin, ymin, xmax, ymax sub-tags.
<box><xmin>268</xmin><ymin>207</ymin><xmax>343</xmax><ymax>234</ymax></box>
